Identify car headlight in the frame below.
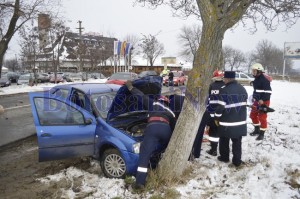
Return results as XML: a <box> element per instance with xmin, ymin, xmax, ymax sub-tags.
<box><xmin>132</xmin><ymin>142</ymin><xmax>141</xmax><ymax>154</ymax></box>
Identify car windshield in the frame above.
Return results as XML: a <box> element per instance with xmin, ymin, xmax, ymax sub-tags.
<box><xmin>91</xmin><ymin>92</ymin><xmax>117</xmax><ymax>119</ymax></box>
<box><xmin>110</xmin><ymin>73</ymin><xmax>135</xmax><ymax>80</ymax></box>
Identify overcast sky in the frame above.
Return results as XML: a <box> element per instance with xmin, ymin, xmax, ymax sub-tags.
<box><xmin>6</xmin><ymin>0</ymin><xmax>300</xmax><ymax>68</ymax></box>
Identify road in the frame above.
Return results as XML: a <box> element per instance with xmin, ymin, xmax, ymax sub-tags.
<box><xmin>0</xmin><ymin>135</ymin><xmax>97</xmax><ymax>199</ymax></box>
<box><xmin>0</xmin><ymin>92</ymin><xmax>35</xmax><ymax>147</ymax></box>
<box><xmin>0</xmin><ymin>93</ymin><xmax>29</xmax><ymax>108</ymax></box>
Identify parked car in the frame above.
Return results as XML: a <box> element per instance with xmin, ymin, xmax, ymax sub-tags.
<box><xmin>49</xmin><ymin>74</ymin><xmax>65</xmax><ymax>83</ymax></box>
<box><xmin>6</xmin><ymin>71</ymin><xmax>20</xmax><ymax>83</ymax></box>
<box><xmin>17</xmin><ymin>73</ymin><xmax>33</xmax><ymax>85</ymax></box>
<box><xmin>106</xmin><ymin>72</ymin><xmax>138</xmax><ymax>85</ymax></box>
<box><xmin>235</xmin><ymin>72</ymin><xmax>254</xmax><ymax>86</ymax></box>
<box><xmin>36</xmin><ymin>73</ymin><xmax>50</xmax><ymax>83</ymax></box>
<box><xmin>87</xmin><ymin>73</ymin><xmax>107</xmax><ymax>83</ymax></box>
<box><xmin>67</xmin><ymin>73</ymin><xmax>84</xmax><ymax>82</ymax></box>
<box><xmin>163</xmin><ymin>71</ymin><xmax>186</xmax><ymax>86</ymax></box>
<box><xmin>28</xmin><ymin>76</ymin><xmax>163</xmax><ymax>178</ymax></box>
<box><xmin>0</xmin><ymin>74</ymin><xmax>11</xmax><ymax>87</ymax></box>
<box><xmin>138</xmin><ymin>70</ymin><xmax>157</xmax><ymax>78</ymax></box>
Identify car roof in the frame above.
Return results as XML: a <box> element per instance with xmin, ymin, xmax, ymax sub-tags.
<box><xmin>54</xmin><ymin>83</ymin><xmax>121</xmax><ymax>94</ymax></box>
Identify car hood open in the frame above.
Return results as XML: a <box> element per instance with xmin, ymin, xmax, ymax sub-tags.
<box><xmin>106</xmin><ymin>75</ymin><xmax>162</xmax><ymax>121</ymax></box>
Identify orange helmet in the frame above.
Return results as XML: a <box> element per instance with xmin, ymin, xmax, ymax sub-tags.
<box><xmin>213</xmin><ymin>70</ymin><xmax>224</xmax><ymax>78</ymax></box>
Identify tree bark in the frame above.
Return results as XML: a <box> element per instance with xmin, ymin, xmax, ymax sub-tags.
<box><xmin>0</xmin><ymin>0</ymin><xmax>20</xmax><ymax>77</ymax></box>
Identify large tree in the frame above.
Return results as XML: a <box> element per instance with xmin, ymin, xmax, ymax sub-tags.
<box><xmin>135</xmin><ymin>0</ymin><xmax>300</xmax><ymax>183</ymax></box>
<box><xmin>223</xmin><ymin>45</ymin><xmax>246</xmax><ymax>71</ymax></box>
<box><xmin>139</xmin><ymin>33</ymin><xmax>165</xmax><ymax>67</ymax></box>
<box><xmin>0</xmin><ymin>0</ymin><xmax>61</xmax><ymax>77</ymax></box>
<box><xmin>177</xmin><ymin>24</ymin><xmax>202</xmax><ymax>62</ymax></box>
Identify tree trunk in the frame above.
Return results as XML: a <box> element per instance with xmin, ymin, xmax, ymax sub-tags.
<box><xmin>0</xmin><ymin>0</ymin><xmax>20</xmax><ymax>77</ymax></box>
<box><xmin>158</xmin><ymin>20</ymin><xmax>225</xmax><ymax>181</ymax></box>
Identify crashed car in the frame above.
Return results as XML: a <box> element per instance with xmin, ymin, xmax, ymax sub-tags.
<box><xmin>29</xmin><ymin>76</ymin><xmax>163</xmax><ymax>178</ymax></box>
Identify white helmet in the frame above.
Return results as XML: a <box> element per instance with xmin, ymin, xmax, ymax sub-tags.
<box><xmin>251</xmin><ymin>63</ymin><xmax>264</xmax><ymax>71</ymax></box>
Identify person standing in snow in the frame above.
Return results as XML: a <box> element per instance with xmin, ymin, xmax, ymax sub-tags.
<box><xmin>214</xmin><ymin>71</ymin><xmax>248</xmax><ymax>167</ymax></box>
<box><xmin>249</xmin><ymin>63</ymin><xmax>272</xmax><ymax>141</ymax></box>
<box><xmin>192</xmin><ymin>70</ymin><xmax>225</xmax><ymax>158</ymax></box>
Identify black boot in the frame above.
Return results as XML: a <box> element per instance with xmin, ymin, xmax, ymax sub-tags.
<box><xmin>206</xmin><ymin>142</ymin><xmax>218</xmax><ymax>156</ymax></box>
<box><xmin>256</xmin><ymin>130</ymin><xmax>265</xmax><ymax>140</ymax></box>
<box><xmin>250</xmin><ymin>126</ymin><xmax>260</xmax><ymax>136</ymax></box>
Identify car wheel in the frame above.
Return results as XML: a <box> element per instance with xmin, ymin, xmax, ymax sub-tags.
<box><xmin>100</xmin><ymin>148</ymin><xmax>126</xmax><ymax>178</ymax></box>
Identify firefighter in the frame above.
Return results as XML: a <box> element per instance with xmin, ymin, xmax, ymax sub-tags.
<box><xmin>192</xmin><ymin>70</ymin><xmax>225</xmax><ymax>158</ymax></box>
<box><xmin>214</xmin><ymin>71</ymin><xmax>248</xmax><ymax>167</ymax></box>
<box><xmin>205</xmin><ymin>70</ymin><xmax>225</xmax><ymax>156</ymax></box>
<box><xmin>249</xmin><ymin>63</ymin><xmax>272</xmax><ymax>140</ymax></box>
<box><xmin>125</xmin><ymin>80</ymin><xmax>176</xmax><ymax>190</ymax></box>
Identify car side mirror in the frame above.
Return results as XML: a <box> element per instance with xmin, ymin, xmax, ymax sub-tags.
<box><xmin>85</xmin><ymin>118</ymin><xmax>93</xmax><ymax>125</ymax></box>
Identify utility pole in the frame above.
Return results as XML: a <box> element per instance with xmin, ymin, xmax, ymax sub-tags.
<box><xmin>77</xmin><ymin>20</ymin><xmax>84</xmax><ymax>72</ymax></box>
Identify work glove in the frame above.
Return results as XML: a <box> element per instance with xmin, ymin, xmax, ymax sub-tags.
<box><xmin>125</xmin><ymin>80</ymin><xmax>133</xmax><ymax>91</ymax></box>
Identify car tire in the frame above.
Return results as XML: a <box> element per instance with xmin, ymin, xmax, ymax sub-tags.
<box><xmin>100</xmin><ymin>148</ymin><xmax>126</xmax><ymax>179</ymax></box>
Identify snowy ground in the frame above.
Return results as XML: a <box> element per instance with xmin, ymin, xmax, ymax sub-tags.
<box><xmin>1</xmin><ymin>80</ymin><xmax>299</xmax><ymax>199</ymax></box>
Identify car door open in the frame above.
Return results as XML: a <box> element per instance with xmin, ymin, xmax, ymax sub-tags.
<box><xmin>29</xmin><ymin>92</ymin><xmax>97</xmax><ymax>161</ymax></box>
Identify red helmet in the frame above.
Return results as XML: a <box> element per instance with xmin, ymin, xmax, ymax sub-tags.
<box><xmin>213</xmin><ymin>70</ymin><xmax>224</xmax><ymax>78</ymax></box>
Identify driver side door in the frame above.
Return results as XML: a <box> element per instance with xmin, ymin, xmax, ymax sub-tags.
<box><xmin>29</xmin><ymin>92</ymin><xmax>97</xmax><ymax>161</ymax></box>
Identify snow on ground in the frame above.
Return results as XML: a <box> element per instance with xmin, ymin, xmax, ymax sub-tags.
<box><xmin>1</xmin><ymin>80</ymin><xmax>300</xmax><ymax>199</ymax></box>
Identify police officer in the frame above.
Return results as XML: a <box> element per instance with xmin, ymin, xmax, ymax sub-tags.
<box><xmin>192</xmin><ymin>70</ymin><xmax>225</xmax><ymax>158</ymax></box>
<box><xmin>205</xmin><ymin>70</ymin><xmax>225</xmax><ymax>156</ymax></box>
<box><xmin>214</xmin><ymin>71</ymin><xmax>248</xmax><ymax>167</ymax></box>
<box><xmin>249</xmin><ymin>63</ymin><xmax>272</xmax><ymax>140</ymax></box>
<box><xmin>125</xmin><ymin>80</ymin><xmax>176</xmax><ymax>190</ymax></box>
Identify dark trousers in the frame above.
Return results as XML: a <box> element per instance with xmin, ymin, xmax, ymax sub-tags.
<box><xmin>135</xmin><ymin>122</ymin><xmax>171</xmax><ymax>185</ymax></box>
<box><xmin>192</xmin><ymin>111</ymin><xmax>211</xmax><ymax>158</ymax></box>
<box><xmin>219</xmin><ymin>136</ymin><xmax>242</xmax><ymax>165</ymax></box>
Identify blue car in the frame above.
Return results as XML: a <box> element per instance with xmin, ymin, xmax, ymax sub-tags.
<box><xmin>29</xmin><ymin>76</ymin><xmax>163</xmax><ymax>178</ymax></box>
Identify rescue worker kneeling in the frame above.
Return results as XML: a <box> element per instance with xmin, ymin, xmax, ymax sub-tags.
<box><xmin>125</xmin><ymin>80</ymin><xmax>176</xmax><ymax>190</ymax></box>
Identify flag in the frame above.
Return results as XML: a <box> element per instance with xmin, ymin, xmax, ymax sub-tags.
<box><xmin>117</xmin><ymin>41</ymin><xmax>122</xmax><ymax>55</ymax></box>
<box><xmin>125</xmin><ymin>43</ymin><xmax>131</xmax><ymax>55</ymax></box>
<box><xmin>113</xmin><ymin>41</ymin><xmax>119</xmax><ymax>55</ymax></box>
<box><xmin>120</xmin><ymin>41</ymin><xmax>126</xmax><ymax>56</ymax></box>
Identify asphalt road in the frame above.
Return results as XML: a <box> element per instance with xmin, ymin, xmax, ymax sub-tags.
<box><xmin>0</xmin><ymin>93</ymin><xmax>29</xmax><ymax>108</ymax></box>
<box><xmin>0</xmin><ymin>92</ymin><xmax>34</xmax><ymax>147</ymax></box>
